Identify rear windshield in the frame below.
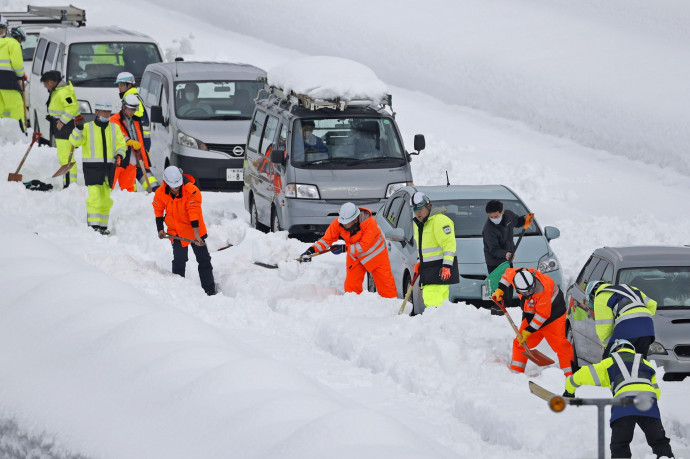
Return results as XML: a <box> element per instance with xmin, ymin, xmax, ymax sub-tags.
<box><xmin>67</xmin><ymin>42</ymin><xmax>162</xmax><ymax>87</ymax></box>
<box><xmin>23</xmin><ymin>33</ymin><xmax>40</xmax><ymax>62</ymax></box>
<box><xmin>618</xmin><ymin>267</ymin><xmax>690</xmax><ymax>308</ymax></box>
<box><xmin>290</xmin><ymin>117</ymin><xmax>406</xmax><ymax>169</ymax></box>
<box><xmin>432</xmin><ymin>199</ymin><xmax>537</xmax><ymax>238</ymax></box>
<box><xmin>174</xmin><ymin>80</ymin><xmax>263</xmax><ymax>120</ymax></box>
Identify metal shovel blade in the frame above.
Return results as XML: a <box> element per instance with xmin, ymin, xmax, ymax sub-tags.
<box><xmin>52</xmin><ymin>161</ymin><xmax>76</xmax><ymax>178</ymax></box>
<box><xmin>522</xmin><ymin>347</ymin><xmax>555</xmax><ymax>367</ymax></box>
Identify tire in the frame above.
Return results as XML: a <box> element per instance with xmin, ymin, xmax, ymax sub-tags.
<box><xmin>566</xmin><ymin>324</ymin><xmax>580</xmax><ymax>372</ymax></box>
<box><xmin>270</xmin><ymin>206</ymin><xmax>281</xmax><ymax>232</ymax></box>
<box><xmin>249</xmin><ymin>195</ymin><xmax>267</xmax><ymax>232</ymax></box>
<box><xmin>366</xmin><ymin>272</ymin><xmax>376</xmax><ymax>293</ymax></box>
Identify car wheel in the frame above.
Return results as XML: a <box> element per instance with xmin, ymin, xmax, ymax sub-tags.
<box><xmin>366</xmin><ymin>272</ymin><xmax>376</xmax><ymax>293</ymax></box>
<box><xmin>249</xmin><ymin>195</ymin><xmax>267</xmax><ymax>232</ymax></box>
<box><xmin>270</xmin><ymin>207</ymin><xmax>281</xmax><ymax>232</ymax></box>
<box><xmin>566</xmin><ymin>324</ymin><xmax>580</xmax><ymax>372</ymax></box>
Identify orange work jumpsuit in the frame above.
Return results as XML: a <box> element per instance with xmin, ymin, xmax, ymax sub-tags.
<box><xmin>311</xmin><ymin>208</ymin><xmax>397</xmax><ymax>298</ymax></box>
<box><xmin>110</xmin><ymin>111</ymin><xmax>157</xmax><ymax>192</ymax></box>
<box><xmin>498</xmin><ymin>268</ymin><xmax>574</xmax><ymax>376</ymax></box>
<box><xmin>152</xmin><ymin>173</ymin><xmax>207</xmax><ymax>245</ymax></box>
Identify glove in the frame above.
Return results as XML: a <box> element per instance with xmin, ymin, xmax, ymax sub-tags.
<box><xmin>20</xmin><ymin>75</ymin><xmax>28</xmax><ymax>82</ymax></box>
<box><xmin>331</xmin><ymin>244</ymin><xmax>346</xmax><ymax>255</ymax></box>
<box><xmin>562</xmin><ymin>391</ymin><xmax>575</xmax><ymax>398</ymax></box>
<box><xmin>115</xmin><ymin>155</ymin><xmax>124</xmax><ymax>168</ymax></box>
<box><xmin>491</xmin><ymin>288</ymin><xmax>504</xmax><ymax>303</ymax></box>
<box><xmin>126</xmin><ymin>139</ymin><xmax>141</xmax><ymax>150</ymax></box>
<box><xmin>74</xmin><ymin>116</ymin><xmax>84</xmax><ymax>130</ymax></box>
<box><xmin>45</xmin><ymin>115</ymin><xmax>54</xmax><ymax>123</ymax></box>
<box><xmin>523</xmin><ymin>213</ymin><xmax>534</xmax><ymax>230</ymax></box>
<box><xmin>518</xmin><ymin>329</ymin><xmax>532</xmax><ymax>344</ymax></box>
<box><xmin>414</xmin><ymin>262</ymin><xmax>420</xmax><ymax>274</ymax></box>
<box><xmin>300</xmin><ymin>247</ymin><xmax>315</xmax><ymax>263</ymax></box>
<box><xmin>440</xmin><ymin>266</ymin><xmax>451</xmax><ymax>280</ymax></box>
<box><xmin>158</xmin><ymin>230</ymin><xmax>167</xmax><ymax>239</ymax></box>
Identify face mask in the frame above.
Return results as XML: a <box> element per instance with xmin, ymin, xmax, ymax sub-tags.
<box><xmin>185</xmin><ymin>92</ymin><xmax>195</xmax><ymax>102</ymax></box>
<box><xmin>97</xmin><ymin>116</ymin><xmax>109</xmax><ymax>123</ymax></box>
<box><xmin>490</xmin><ymin>216</ymin><xmax>502</xmax><ymax>225</ymax></box>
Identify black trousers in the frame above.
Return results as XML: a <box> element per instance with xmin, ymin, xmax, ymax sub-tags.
<box><xmin>610</xmin><ymin>416</ymin><xmax>673</xmax><ymax>458</ymax></box>
<box><xmin>603</xmin><ymin>335</ymin><xmax>655</xmax><ymax>360</ymax></box>
<box><xmin>172</xmin><ymin>238</ymin><xmax>215</xmax><ymax>295</ymax></box>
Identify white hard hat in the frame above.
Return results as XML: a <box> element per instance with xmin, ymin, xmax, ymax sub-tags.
<box><xmin>94</xmin><ymin>99</ymin><xmax>113</xmax><ymax>111</ymax></box>
<box><xmin>164</xmin><ymin>166</ymin><xmax>184</xmax><ymax>188</ymax></box>
<box><xmin>610</xmin><ymin>338</ymin><xmax>635</xmax><ymax>355</ymax></box>
<box><xmin>410</xmin><ymin>191</ymin><xmax>431</xmax><ymax>211</ymax></box>
<box><xmin>114</xmin><ymin>72</ymin><xmax>135</xmax><ymax>85</ymax></box>
<box><xmin>514</xmin><ymin>269</ymin><xmax>535</xmax><ymax>295</ymax></box>
<box><xmin>338</xmin><ymin>202</ymin><xmax>360</xmax><ymax>225</ymax></box>
<box><xmin>122</xmin><ymin>93</ymin><xmax>139</xmax><ymax>110</ymax></box>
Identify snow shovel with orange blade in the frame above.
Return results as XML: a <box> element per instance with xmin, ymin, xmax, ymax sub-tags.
<box><xmin>8</xmin><ymin>132</ymin><xmax>41</xmax><ymax>182</ymax></box>
<box><xmin>52</xmin><ymin>146</ymin><xmax>76</xmax><ymax>177</ymax></box>
<box><xmin>492</xmin><ymin>298</ymin><xmax>554</xmax><ymax>366</ymax></box>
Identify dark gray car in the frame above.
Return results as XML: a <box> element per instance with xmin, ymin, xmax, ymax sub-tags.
<box><xmin>566</xmin><ymin>245</ymin><xmax>690</xmax><ymax>381</ymax></box>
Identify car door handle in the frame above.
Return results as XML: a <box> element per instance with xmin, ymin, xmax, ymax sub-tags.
<box><xmin>387</xmin><ymin>242</ymin><xmax>391</xmax><ymax>251</ymax></box>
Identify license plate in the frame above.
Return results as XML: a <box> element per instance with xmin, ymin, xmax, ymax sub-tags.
<box><xmin>226</xmin><ymin>168</ymin><xmax>243</xmax><ymax>181</ymax></box>
<box><xmin>481</xmin><ymin>284</ymin><xmax>491</xmax><ymax>301</ymax></box>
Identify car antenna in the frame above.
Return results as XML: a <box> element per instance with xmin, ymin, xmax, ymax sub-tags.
<box><xmin>446</xmin><ymin>170</ymin><xmax>451</xmax><ymax>186</ymax></box>
<box><xmin>174</xmin><ymin>56</ymin><xmax>184</xmax><ymax>77</ymax></box>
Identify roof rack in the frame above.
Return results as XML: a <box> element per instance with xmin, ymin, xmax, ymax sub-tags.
<box><xmin>264</xmin><ymin>85</ymin><xmax>393</xmax><ymax>114</ymax></box>
<box><xmin>1</xmin><ymin>5</ymin><xmax>86</xmax><ymax>27</ymax></box>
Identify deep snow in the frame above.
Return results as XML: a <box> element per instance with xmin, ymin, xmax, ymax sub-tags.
<box><xmin>0</xmin><ymin>0</ymin><xmax>689</xmax><ymax>458</ymax></box>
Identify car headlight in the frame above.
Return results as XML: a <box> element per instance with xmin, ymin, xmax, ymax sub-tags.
<box><xmin>648</xmin><ymin>342</ymin><xmax>667</xmax><ymax>355</ymax></box>
<box><xmin>177</xmin><ymin>131</ymin><xmax>207</xmax><ymax>150</ymax></box>
<box><xmin>285</xmin><ymin>183</ymin><xmax>320</xmax><ymax>199</ymax></box>
<box><xmin>385</xmin><ymin>182</ymin><xmax>411</xmax><ymax>197</ymax></box>
<box><xmin>78</xmin><ymin>100</ymin><xmax>91</xmax><ymax>114</ymax></box>
<box><xmin>538</xmin><ymin>253</ymin><xmax>559</xmax><ymax>273</ymax></box>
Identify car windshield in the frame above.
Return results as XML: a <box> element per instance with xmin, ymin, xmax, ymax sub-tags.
<box><xmin>174</xmin><ymin>80</ymin><xmax>262</xmax><ymax>120</ymax></box>
<box><xmin>291</xmin><ymin>117</ymin><xmax>406</xmax><ymax>169</ymax></box>
<box><xmin>618</xmin><ymin>267</ymin><xmax>690</xmax><ymax>308</ymax></box>
<box><xmin>23</xmin><ymin>33</ymin><xmax>40</xmax><ymax>62</ymax></box>
<box><xmin>432</xmin><ymin>199</ymin><xmax>538</xmax><ymax>238</ymax></box>
<box><xmin>67</xmin><ymin>42</ymin><xmax>162</xmax><ymax>87</ymax></box>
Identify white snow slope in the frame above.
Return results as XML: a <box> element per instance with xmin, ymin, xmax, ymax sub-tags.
<box><xmin>0</xmin><ymin>0</ymin><xmax>689</xmax><ymax>458</ymax></box>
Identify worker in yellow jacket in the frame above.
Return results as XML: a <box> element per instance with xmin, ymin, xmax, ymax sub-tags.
<box><xmin>411</xmin><ymin>191</ymin><xmax>458</xmax><ymax>308</ymax></box>
<box><xmin>564</xmin><ymin>339</ymin><xmax>673</xmax><ymax>459</ymax></box>
<box><xmin>0</xmin><ymin>26</ymin><xmax>27</xmax><ymax>132</ymax></box>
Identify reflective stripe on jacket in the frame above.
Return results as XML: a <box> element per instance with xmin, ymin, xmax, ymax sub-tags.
<box><xmin>70</xmin><ymin>121</ymin><xmax>126</xmax><ymax>185</ymax></box>
<box><xmin>499</xmin><ymin>268</ymin><xmax>564</xmax><ymax>332</ymax></box>
<box><xmin>152</xmin><ymin>174</ymin><xmax>207</xmax><ymax>247</ymax></box>
<box><xmin>594</xmin><ymin>284</ymin><xmax>656</xmax><ymax>345</ymax></box>
<box><xmin>0</xmin><ymin>36</ymin><xmax>24</xmax><ymax>79</ymax></box>
<box><xmin>311</xmin><ymin>208</ymin><xmax>389</xmax><ymax>270</ymax></box>
<box><xmin>110</xmin><ymin>110</ymin><xmax>151</xmax><ymax>168</ymax></box>
<box><xmin>565</xmin><ymin>348</ymin><xmax>660</xmax><ymax>423</ymax></box>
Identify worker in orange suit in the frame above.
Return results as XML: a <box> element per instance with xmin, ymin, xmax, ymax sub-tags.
<box><xmin>492</xmin><ymin>268</ymin><xmax>574</xmax><ymax>376</ymax></box>
<box><xmin>110</xmin><ymin>93</ymin><xmax>159</xmax><ymax>192</ymax></box>
<box><xmin>301</xmin><ymin>202</ymin><xmax>397</xmax><ymax>298</ymax></box>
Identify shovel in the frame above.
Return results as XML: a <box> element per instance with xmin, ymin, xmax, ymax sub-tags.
<box><xmin>253</xmin><ymin>245</ymin><xmax>339</xmax><ymax>269</ymax></box>
<box><xmin>52</xmin><ymin>146</ymin><xmax>76</xmax><ymax>177</ymax></box>
<box><xmin>492</xmin><ymin>298</ymin><xmax>555</xmax><ymax>367</ymax></box>
<box><xmin>8</xmin><ymin>132</ymin><xmax>42</xmax><ymax>182</ymax></box>
<box><xmin>163</xmin><ymin>233</ymin><xmax>233</xmax><ymax>252</ymax></box>
<box><xmin>132</xmin><ymin>147</ymin><xmax>152</xmax><ymax>193</ymax></box>
<box><xmin>398</xmin><ymin>271</ymin><xmax>420</xmax><ymax>315</ymax></box>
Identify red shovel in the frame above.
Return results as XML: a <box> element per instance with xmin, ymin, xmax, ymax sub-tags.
<box><xmin>492</xmin><ymin>298</ymin><xmax>555</xmax><ymax>367</ymax></box>
<box><xmin>8</xmin><ymin>132</ymin><xmax>41</xmax><ymax>182</ymax></box>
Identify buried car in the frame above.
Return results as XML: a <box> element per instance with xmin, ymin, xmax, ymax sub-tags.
<box><xmin>372</xmin><ymin>185</ymin><xmax>562</xmax><ymax>315</ymax></box>
<box><xmin>566</xmin><ymin>245</ymin><xmax>690</xmax><ymax>381</ymax></box>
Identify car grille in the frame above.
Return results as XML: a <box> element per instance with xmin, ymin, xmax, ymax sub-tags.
<box><xmin>205</xmin><ymin>143</ymin><xmax>246</xmax><ymax>157</ymax></box>
<box><xmin>674</xmin><ymin>345</ymin><xmax>690</xmax><ymax>358</ymax></box>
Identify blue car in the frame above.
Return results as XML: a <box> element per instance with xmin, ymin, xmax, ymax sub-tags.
<box><xmin>372</xmin><ymin>185</ymin><xmax>562</xmax><ymax>315</ymax></box>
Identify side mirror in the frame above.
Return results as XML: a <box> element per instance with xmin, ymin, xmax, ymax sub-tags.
<box><xmin>270</xmin><ymin>147</ymin><xmax>286</xmax><ymax>165</ymax></box>
<box><xmin>150</xmin><ymin>105</ymin><xmax>164</xmax><ymax>124</ymax></box>
<box><xmin>411</xmin><ymin>134</ymin><xmax>425</xmax><ymax>155</ymax></box>
<box><xmin>384</xmin><ymin>227</ymin><xmax>405</xmax><ymax>242</ymax></box>
<box><xmin>544</xmin><ymin>226</ymin><xmax>560</xmax><ymax>241</ymax></box>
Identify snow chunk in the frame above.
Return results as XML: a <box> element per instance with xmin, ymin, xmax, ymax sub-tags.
<box><xmin>268</xmin><ymin>56</ymin><xmax>389</xmax><ymax>103</ymax></box>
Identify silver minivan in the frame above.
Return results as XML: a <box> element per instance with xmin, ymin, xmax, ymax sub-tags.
<box><xmin>142</xmin><ymin>61</ymin><xmax>266</xmax><ymax>191</ymax></box>
<box><xmin>243</xmin><ymin>85</ymin><xmax>423</xmax><ymax>239</ymax></box>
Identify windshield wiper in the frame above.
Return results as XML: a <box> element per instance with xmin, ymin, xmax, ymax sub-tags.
<box><xmin>208</xmin><ymin>115</ymin><xmax>249</xmax><ymax>120</ymax></box>
<box><xmin>307</xmin><ymin>157</ymin><xmax>357</xmax><ymax>166</ymax></box>
<box><xmin>71</xmin><ymin>77</ymin><xmax>116</xmax><ymax>86</ymax></box>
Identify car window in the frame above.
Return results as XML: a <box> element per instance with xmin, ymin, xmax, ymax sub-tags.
<box><xmin>278</xmin><ymin>124</ymin><xmax>288</xmax><ymax>149</ymax></box>
<box><xmin>144</xmin><ymin>73</ymin><xmax>162</xmax><ymax>106</ymax></box>
<box><xmin>576</xmin><ymin>256</ymin><xmax>600</xmax><ymax>285</ymax></box>
<box><xmin>31</xmin><ymin>39</ymin><xmax>47</xmax><ymax>75</ymax></box>
<box><xmin>44</xmin><ymin>41</ymin><xmax>58</xmax><ymax>73</ymax></box>
<box><xmin>65</xmin><ymin>42</ymin><xmax>161</xmax><ymax>87</ymax></box>
<box><xmin>601</xmin><ymin>262</ymin><xmax>614</xmax><ymax>283</ymax></box>
<box><xmin>431</xmin><ymin>199</ymin><xmax>537</xmax><ymax>238</ymax></box>
<box><xmin>260</xmin><ymin>116</ymin><xmax>279</xmax><ymax>155</ymax></box>
<box><xmin>618</xmin><ymin>266</ymin><xmax>690</xmax><ymax>308</ymax></box>
<box><xmin>173</xmin><ymin>80</ymin><xmax>262</xmax><ymax>120</ymax></box>
<box><xmin>140</xmin><ymin>72</ymin><xmax>151</xmax><ymax>101</ymax></box>
<box><xmin>159</xmin><ymin>77</ymin><xmax>169</xmax><ymax>116</ymax></box>
<box><xmin>397</xmin><ymin>200</ymin><xmax>414</xmax><ymax>241</ymax></box>
<box><xmin>248</xmin><ymin>111</ymin><xmax>267</xmax><ymax>152</ymax></box>
<box><xmin>23</xmin><ymin>33</ymin><xmax>40</xmax><ymax>62</ymax></box>
<box><xmin>589</xmin><ymin>258</ymin><xmax>609</xmax><ymax>282</ymax></box>
<box><xmin>55</xmin><ymin>44</ymin><xmax>65</xmax><ymax>74</ymax></box>
<box><xmin>384</xmin><ymin>196</ymin><xmax>404</xmax><ymax>227</ymax></box>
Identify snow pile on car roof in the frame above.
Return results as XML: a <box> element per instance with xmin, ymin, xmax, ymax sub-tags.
<box><xmin>268</xmin><ymin>56</ymin><xmax>389</xmax><ymax>102</ymax></box>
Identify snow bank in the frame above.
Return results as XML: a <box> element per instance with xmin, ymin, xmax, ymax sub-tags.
<box><xmin>268</xmin><ymin>56</ymin><xmax>389</xmax><ymax>103</ymax></box>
